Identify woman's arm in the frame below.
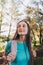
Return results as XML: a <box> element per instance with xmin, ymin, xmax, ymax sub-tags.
<box><xmin>5</xmin><ymin>40</ymin><xmax>12</xmax><ymax>55</ymax></box>
<box><xmin>31</xmin><ymin>44</ymin><xmax>36</xmax><ymax>57</ymax></box>
<box><xmin>3</xmin><ymin>40</ymin><xmax>12</xmax><ymax>62</ymax></box>
<box><xmin>5</xmin><ymin>40</ymin><xmax>17</xmax><ymax>62</ymax></box>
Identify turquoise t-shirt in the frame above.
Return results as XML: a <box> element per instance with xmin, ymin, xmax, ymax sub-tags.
<box><xmin>5</xmin><ymin>40</ymin><xmax>30</xmax><ymax>65</ymax></box>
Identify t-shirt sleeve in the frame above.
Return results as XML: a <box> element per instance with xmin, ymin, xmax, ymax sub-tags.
<box><xmin>5</xmin><ymin>40</ymin><xmax>12</xmax><ymax>56</ymax></box>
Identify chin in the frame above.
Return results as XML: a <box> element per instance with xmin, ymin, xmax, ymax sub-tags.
<box><xmin>19</xmin><ymin>33</ymin><xmax>26</xmax><ymax>35</ymax></box>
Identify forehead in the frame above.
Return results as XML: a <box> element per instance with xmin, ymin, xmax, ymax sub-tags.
<box><xmin>18</xmin><ymin>21</ymin><xmax>27</xmax><ymax>25</ymax></box>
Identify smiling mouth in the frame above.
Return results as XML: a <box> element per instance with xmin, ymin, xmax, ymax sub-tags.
<box><xmin>19</xmin><ymin>30</ymin><xmax>23</xmax><ymax>32</ymax></box>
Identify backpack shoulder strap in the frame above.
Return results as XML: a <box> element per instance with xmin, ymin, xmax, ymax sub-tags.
<box><xmin>11</xmin><ymin>40</ymin><xmax>17</xmax><ymax>54</ymax></box>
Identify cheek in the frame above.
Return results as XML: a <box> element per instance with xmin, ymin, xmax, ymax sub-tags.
<box><xmin>17</xmin><ymin>28</ymin><xmax>19</xmax><ymax>33</ymax></box>
<box><xmin>23</xmin><ymin>27</ymin><xmax>28</xmax><ymax>33</ymax></box>
<box><xmin>17</xmin><ymin>28</ymin><xmax>20</xmax><ymax>34</ymax></box>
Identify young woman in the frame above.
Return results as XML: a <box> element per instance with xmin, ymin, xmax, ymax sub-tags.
<box><xmin>5</xmin><ymin>19</ymin><xmax>36</xmax><ymax>65</ymax></box>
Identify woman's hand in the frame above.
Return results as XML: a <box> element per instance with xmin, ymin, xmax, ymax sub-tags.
<box><xmin>31</xmin><ymin>44</ymin><xmax>36</xmax><ymax>57</ymax></box>
<box><xmin>32</xmin><ymin>50</ymin><xmax>36</xmax><ymax>57</ymax></box>
<box><xmin>7</xmin><ymin>53</ymin><xmax>15</xmax><ymax>62</ymax></box>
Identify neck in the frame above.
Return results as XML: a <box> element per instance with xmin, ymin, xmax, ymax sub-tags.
<box><xmin>19</xmin><ymin>35</ymin><xmax>25</xmax><ymax>42</ymax></box>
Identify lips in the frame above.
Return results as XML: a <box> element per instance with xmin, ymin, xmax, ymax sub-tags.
<box><xmin>19</xmin><ymin>30</ymin><xmax>23</xmax><ymax>32</ymax></box>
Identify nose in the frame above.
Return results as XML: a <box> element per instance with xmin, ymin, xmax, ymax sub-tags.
<box><xmin>19</xmin><ymin>26</ymin><xmax>23</xmax><ymax>31</ymax></box>
<box><xmin>20</xmin><ymin>26</ymin><xmax>23</xmax><ymax>29</ymax></box>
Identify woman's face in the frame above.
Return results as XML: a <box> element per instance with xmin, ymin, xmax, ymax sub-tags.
<box><xmin>17</xmin><ymin>22</ymin><xmax>28</xmax><ymax>35</ymax></box>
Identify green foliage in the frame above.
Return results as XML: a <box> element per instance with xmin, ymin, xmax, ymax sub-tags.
<box><xmin>34</xmin><ymin>57</ymin><xmax>43</xmax><ymax>65</ymax></box>
<box><xmin>0</xmin><ymin>42</ymin><xmax>5</xmax><ymax>52</ymax></box>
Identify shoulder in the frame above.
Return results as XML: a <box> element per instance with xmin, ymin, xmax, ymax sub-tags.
<box><xmin>7</xmin><ymin>40</ymin><xmax>17</xmax><ymax>44</ymax></box>
<box><xmin>7</xmin><ymin>40</ymin><xmax>17</xmax><ymax>45</ymax></box>
<box><xmin>7</xmin><ymin>40</ymin><xmax>16</xmax><ymax>46</ymax></box>
<box><xmin>6</xmin><ymin>40</ymin><xmax>12</xmax><ymax>48</ymax></box>
<box><xmin>8</xmin><ymin>40</ymin><xmax>12</xmax><ymax>43</ymax></box>
<box><xmin>7</xmin><ymin>40</ymin><xmax>12</xmax><ymax>45</ymax></box>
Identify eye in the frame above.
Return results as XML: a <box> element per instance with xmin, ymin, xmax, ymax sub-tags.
<box><xmin>23</xmin><ymin>24</ymin><xmax>25</xmax><ymax>27</ymax></box>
